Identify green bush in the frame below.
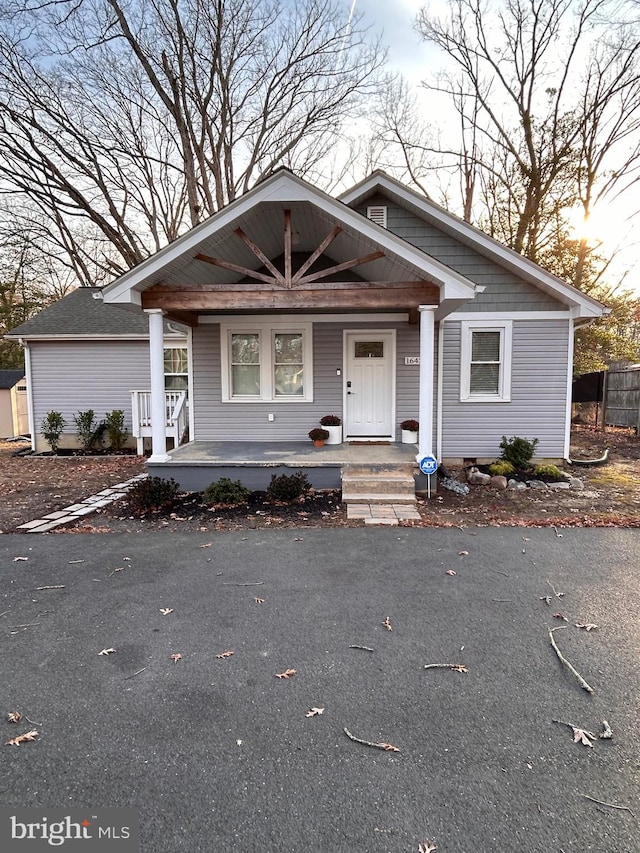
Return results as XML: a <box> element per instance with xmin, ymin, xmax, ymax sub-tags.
<box><xmin>73</xmin><ymin>409</ymin><xmax>105</xmax><ymax>451</ymax></box>
<box><xmin>126</xmin><ymin>477</ymin><xmax>179</xmax><ymax>513</ymax></box>
<box><xmin>41</xmin><ymin>410</ymin><xmax>66</xmax><ymax>453</ymax></box>
<box><xmin>533</xmin><ymin>464</ymin><xmax>565</xmax><ymax>481</ymax></box>
<box><xmin>488</xmin><ymin>460</ymin><xmax>515</xmax><ymax>477</ymax></box>
<box><xmin>104</xmin><ymin>409</ymin><xmax>128</xmax><ymax>451</ymax></box>
<box><xmin>499</xmin><ymin>435</ymin><xmax>539</xmax><ymax>470</ymax></box>
<box><xmin>267</xmin><ymin>471</ymin><xmax>311</xmax><ymax>502</ymax></box>
<box><xmin>202</xmin><ymin>477</ymin><xmax>251</xmax><ymax>506</ymax></box>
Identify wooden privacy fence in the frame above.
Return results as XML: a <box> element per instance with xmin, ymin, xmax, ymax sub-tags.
<box><xmin>603</xmin><ymin>365</ymin><xmax>640</xmax><ymax>432</ymax></box>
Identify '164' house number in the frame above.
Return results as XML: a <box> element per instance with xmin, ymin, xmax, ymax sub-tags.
<box><xmin>404</xmin><ymin>356</ymin><xmax>420</xmax><ymax>365</ymax></box>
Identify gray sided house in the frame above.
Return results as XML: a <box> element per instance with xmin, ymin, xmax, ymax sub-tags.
<box><xmin>5</xmin><ymin>288</ymin><xmax>187</xmax><ymax>452</ymax></box>
<box><xmin>94</xmin><ymin>169</ymin><xmax>604</xmax><ymax>491</ymax></box>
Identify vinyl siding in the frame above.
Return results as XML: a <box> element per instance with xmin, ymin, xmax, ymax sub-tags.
<box><xmin>191</xmin><ymin>320</ymin><xmax>423</xmax><ymax>441</ymax></box>
<box><xmin>29</xmin><ymin>340</ymin><xmax>151</xmax><ymax>451</ymax></box>
<box><xmin>359</xmin><ymin>195</ymin><xmax>564</xmax><ymax>312</ymax></box>
<box><xmin>441</xmin><ymin>319</ymin><xmax>570</xmax><ymax>459</ymax></box>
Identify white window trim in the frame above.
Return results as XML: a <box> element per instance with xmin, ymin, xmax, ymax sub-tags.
<box><xmin>220</xmin><ymin>320</ymin><xmax>313</xmax><ymax>403</ymax></box>
<box><xmin>460</xmin><ymin>319</ymin><xmax>512</xmax><ymax>403</ymax></box>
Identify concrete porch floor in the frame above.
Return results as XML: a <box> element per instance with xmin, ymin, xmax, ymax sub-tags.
<box><xmin>166</xmin><ymin>440</ymin><xmax>419</xmax><ymax>466</ymax></box>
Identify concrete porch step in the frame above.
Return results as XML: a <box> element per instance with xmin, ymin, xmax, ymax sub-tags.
<box><xmin>341</xmin><ymin>463</ymin><xmax>417</xmax><ymax>505</ymax></box>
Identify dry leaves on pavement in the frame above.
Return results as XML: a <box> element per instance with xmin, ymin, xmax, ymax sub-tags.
<box><xmin>216</xmin><ymin>650</ymin><xmax>234</xmax><ymax>659</ymax></box>
<box><xmin>275</xmin><ymin>669</ymin><xmax>296</xmax><ymax>679</ymax></box>
<box><xmin>6</xmin><ymin>729</ymin><xmax>39</xmax><ymax>746</ymax></box>
<box><xmin>160</xmin><ymin>608</ymin><xmax>174</xmax><ymax>615</ymax></box>
<box><xmin>7</xmin><ymin>711</ymin><xmax>23</xmax><ymax>723</ymax></box>
<box><xmin>383</xmin><ymin>616</ymin><xmax>393</xmax><ymax>631</ymax></box>
<box><xmin>98</xmin><ymin>648</ymin><xmax>116</xmax><ymax>656</ymax></box>
<box><xmin>306</xmin><ymin>707</ymin><xmax>324</xmax><ymax>717</ymax></box>
<box><xmin>170</xmin><ymin>653</ymin><xmax>183</xmax><ymax>663</ymax></box>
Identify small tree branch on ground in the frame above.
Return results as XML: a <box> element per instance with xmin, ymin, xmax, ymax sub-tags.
<box><xmin>424</xmin><ymin>663</ymin><xmax>468</xmax><ymax>673</ymax></box>
<box><xmin>350</xmin><ymin>645</ymin><xmax>374</xmax><ymax>652</ymax></box>
<box><xmin>582</xmin><ymin>795</ymin><xmax>634</xmax><ymax>817</ymax></box>
<box><xmin>549</xmin><ymin>627</ymin><xmax>594</xmax><ymax>694</ymax></box>
<box><xmin>343</xmin><ymin>727</ymin><xmax>400</xmax><ymax>752</ymax></box>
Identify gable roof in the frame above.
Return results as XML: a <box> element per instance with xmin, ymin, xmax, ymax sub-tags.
<box><xmin>339</xmin><ymin>171</ymin><xmax>605</xmax><ymax>321</ymax></box>
<box><xmin>0</xmin><ymin>369</ymin><xmax>24</xmax><ymax>389</ymax></box>
<box><xmin>102</xmin><ymin>169</ymin><xmax>479</xmax><ymax>320</ymax></box>
<box><xmin>5</xmin><ymin>288</ymin><xmax>186</xmax><ymax>340</ymax></box>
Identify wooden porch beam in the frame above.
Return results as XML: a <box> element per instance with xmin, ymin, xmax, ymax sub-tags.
<box><xmin>147</xmin><ymin>280</ymin><xmax>436</xmax><ymax>293</ymax></box>
<box><xmin>195</xmin><ymin>252</ymin><xmax>277</xmax><ymax>286</ymax></box>
<box><xmin>291</xmin><ymin>225</ymin><xmax>342</xmax><ymax>283</ymax></box>
<box><xmin>296</xmin><ymin>250</ymin><xmax>385</xmax><ymax>284</ymax></box>
<box><xmin>164</xmin><ymin>310</ymin><xmax>199</xmax><ymax>327</ymax></box>
<box><xmin>235</xmin><ymin>227</ymin><xmax>285</xmax><ymax>286</ymax></box>
<box><xmin>141</xmin><ymin>284</ymin><xmax>439</xmax><ymax>312</ymax></box>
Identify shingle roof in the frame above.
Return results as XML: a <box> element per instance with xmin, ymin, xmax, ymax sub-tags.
<box><xmin>5</xmin><ymin>287</ymin><xmax>181</xmax><ymax>338</ymax></box>
<box><xmin>0</xmin><ymin>369</ymin><xmax>24</xmax><ymax>389</ymax></box>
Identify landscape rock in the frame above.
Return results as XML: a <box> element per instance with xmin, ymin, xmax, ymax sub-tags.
<box><xmin>527</xmin><ymin>480</ymin><xmax>548</xmax><ymax>490</ymax></box>
<box><xmin>567</xmin><ymin>477</ymin><xmax>584</xmax><ymax>490</ymax></box>
<box><xmin>439</xmin><ymin>477</ymin><xmax>470</xmax><ymax>496</ymax></box>
<box><xmin>467</xmin><ymin>467</ymin><xmax>491</xmax><ymax>485</ymax></box>
<box><xmin>490</xmin><ymin>475</ymin><xmax>508</xmax><ymax>489</ymax></box>
<box><xmin>507</xmin><ymin>479</ymin><xmax>528</xmax><ymax>491</ymax></box>
<box><xmin>547</xmin><ymin>481</ymin><xmax>570</xmax><ymax>490</ymax></box>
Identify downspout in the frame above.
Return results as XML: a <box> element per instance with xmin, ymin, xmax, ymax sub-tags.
<box><xmin>563</xmin><ymin>316</ymin><xmax>575</xmax><ymax>462</ymax></box>
<box><xmin>21</xmin><ymin>339</ymin><xmax>36</xmax><ymax>452</ymax></box>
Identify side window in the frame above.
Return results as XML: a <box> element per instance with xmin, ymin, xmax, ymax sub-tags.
<box><xmin>460</xmin><ymin>321</ymin><xmax>512</xmax><ymax>402</ymax></box>
<box><xmin>164</xmin><ymin>347</ymin><xmax>189</xmax><ymax>392</ymax></box>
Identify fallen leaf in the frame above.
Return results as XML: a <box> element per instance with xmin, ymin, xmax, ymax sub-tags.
<box><xmin>450</xmin><ymin>664</ymin><xmax>468</xmax><ymax>673</ymax></box>
<box><xmin>254</xmin><ymin>597</ymin><xmax>265</xmax><ymax>604</ymax></box>
<box><xmin>419</xmin><ymin>843</ymin><xmax>437</xmax><ymax>853</ymax></box>
<box><xmin>159</xmin><ymin>608</ymin><xmax>174</xmax><ymax>615</ymax></box>
<box><xmin>306</xmin><ymin>707</ymin><xmax>325</xmax><ymax>717</ymax></box>
<box><xmin>575</xmin><ymin>623</ymin><xmax>598</xmax><ymax>631</ymax></box>
<box><xmin>7</xmin><ymin>711</ymin><xmax>23</xmax><ymax>723</ymax></box>
<box><xmin>275</xmin><ymin>669</ymin><xmax>296</xmax><ymax>679</ymax></box>
<box><xmin>446</xmin><ymin>570</ymin><xmax>457</xmax><ymax>576</ymax></box>
<box><xmin>572</xmin><ymin>727</ymin><xmax>596</xmax><ymax>748</ymax></box>
<box><xmin>112</xmin><ymin>567</ymin><xmax>125</xmax><ymax>573</ymax></box>
<box><xmin>13</xmin><ymin>556</ymin><xmax>28</xmax><ymax>562</ymax></box>
<box><xmin>98</xmin><ymin>648</ymin><xmax>116</xmax><ymax>656</ymax></box>
<box><xmin>6</xmin><ymin>729</ymin><xmax>39</xmax><ymax>746</ymax></box>
<box><xmin>216</xmin><ymin>650</ymin><xmax>234</xmax><ymax>659</ymax></box>
<box><xmin>170</xmin><ymin>653</ymin><xmax>183</xmax><ymax>663</ymax></box>
<box><xmin>599</xmin><ymin>720</ymin><xmax>613</xmax><ymax>739</ymax></box>
<box><xmin>199</xmin><ymin>543</ymin><xmax>212</xmax><ymax>548</ymax></box>
<box><xmin>458</xmin><ymin>550</ymin><xmax>468</xmax><ymax>556</ymax></box>
<box><xmin>379</xmin><ymin>742</ymin><xmax>400</xmax><ymax>752</ymax></box>
<box><xmin>540</xmin><ymin>595</ymin><xmax>552</xmax><ymax>605</ymax></box>
<box><xmin>553</xmin><ymin>612</ymin><xmax>568</xmax><ymax>621</ymax></box>
<box><xmin>383</xmin><ymin>616</ymin><xmax>393</xmax><ymax>631</ymax></box>
<box><xmin>293</xmin><ymin>537</ymin><xmax>303</xmax><ymax>541</ymax></box>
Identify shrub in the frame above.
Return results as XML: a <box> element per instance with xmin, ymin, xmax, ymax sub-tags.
<box><xmin>104</xmin><ymin>409</ymin><xmax>128</xmax><ymax>451</ymax></box>
<box><xmin>267</xmin><ymin>471</ymin><xmax>311</xmax><ymax>502</ymax></box>
<box><xmin>41</xmin><ymin>411</ymin><xmax>66</xmax><ymax>453</ymax></box>
<box><xmin>488</xmin><ymin>460</ymin><xmax>515</xmax><ymax>477</ymax></box>
<box><xmin>126</xmin><ymin>477</ymin><xmax>179</xmax><ymax>513</ymax></box>
<box><xmin>73</xmin><ymin>409</ymin><xmax>105</xmax><ymax>452</ymax></box>
<box><xmin>499</xmin><ymin>435</ymin><xmax>539</xmax><ymax>469</ymax></box>
<box><xmin>320</xmin><ymin>414</ymin><xmax>341</xmax><ymax>426</ymax></box>
<box><xmin>400</xmin><ymin>419</ymin><xmax>419</xmax><ymax>431</ymax></box>
<box><xmin>308</xmin><ymin>427</ymin><xmax>329</xmax><ymax>442</ymax></box>
<box><xmin>533</xmin><ymin>464</ymin><xmax>565</xmax><ymax>481</ymax></box>
<box><xmin>202</xmin><ymin>477</ymin><xmax>251</xmax><ymax>506</ymax></box>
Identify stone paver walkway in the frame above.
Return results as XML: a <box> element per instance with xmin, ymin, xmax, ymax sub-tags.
<box><xmin>16</xmin><ymin>474</ymin><xmax>148</xmax><ymax>534</ymax></box>
<box><xmin>346</xmin><ymin>503</ymin><xmax>421</xmax><ymax>526</ymax></box>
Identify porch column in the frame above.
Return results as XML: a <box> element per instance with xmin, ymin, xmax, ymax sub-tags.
<box><xmin>146</xmin><ymin>308</ymin><xmax>170</xmax><ymax>463</ymax></box>
<box><xmin>418</xmin><ymin>305</ymin><xmax>436</xmax><ymax>459</ymax></box>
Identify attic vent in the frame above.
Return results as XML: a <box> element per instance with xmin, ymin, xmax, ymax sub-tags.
<box><xmin>367</xmin><ymin>205</ymin><xmax>387</xmax><ymax>228</ymax></box>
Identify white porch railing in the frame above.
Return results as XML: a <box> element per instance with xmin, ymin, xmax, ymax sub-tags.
<box><xmin>130</xmin><ymin>390</ymin><xmax>188</xmax><ymax>455</ymax></box>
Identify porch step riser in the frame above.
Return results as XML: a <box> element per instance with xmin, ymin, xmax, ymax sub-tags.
<box><xmin>342</xmin><ymin>493</ymin><xmax>417</xmax><ymax>504</ymax></box>
<box><xmin>341</xmin><ymin>463</ymin><xmax>417</xmax><ymax>505</ymax></box>
<box><xmin>342</xmin><ymin>480</ymin><xmax>416</xmax><ymax>498</ymax></box>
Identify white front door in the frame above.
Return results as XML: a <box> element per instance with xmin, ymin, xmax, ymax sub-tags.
<box><xmin>344</xmin><ymin>331</ymin><xmax>395</xmax><ymax>439</ymax></box>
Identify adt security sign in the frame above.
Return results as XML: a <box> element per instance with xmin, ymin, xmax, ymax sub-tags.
<box><xmin>417</xmin><ymin>453</ymin><xmax>438</xmax><ymax>476</ymax></box>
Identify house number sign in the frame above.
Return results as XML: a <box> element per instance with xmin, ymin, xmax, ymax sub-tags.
<box><xmin>404</xmin><ymin>356</ymin><xmax>420</xmax><ymax>365</ymax></box>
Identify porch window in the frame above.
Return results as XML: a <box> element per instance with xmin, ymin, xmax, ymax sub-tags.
<box><xmin>460</xmin><ymin>320</ymin><xmax>512</xmax><ymax>402</ymax></box>
<box><xmin>164</xmin><ymin>346</ymin><xmax>189</xmax><ymax>392</ymax></box>
<box><xmin>222</xmin><ymin>321</ymin><xmax>313</xmax><ymax>402</ymax></box>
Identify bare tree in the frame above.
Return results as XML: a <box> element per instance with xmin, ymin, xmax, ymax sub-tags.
<box><xmin>0</xmin><ymin>0</ymin><xmax>387</xmax><ymax>279</ymax></box>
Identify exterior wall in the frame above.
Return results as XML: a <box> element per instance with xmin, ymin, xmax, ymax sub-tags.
<box><xmin>191</xmin><ymin>319</ymin><xmax>423</xmax><ymax>442</ymax></box>
<box><xmin>441</xmin><ymin>318</ymin><xmax>570</xmax><ymax>460</ymax></box>
<box><xmin>0</xmin><ymin>388</ymin><xmax>13</xmax><ymax>438</ymax></box>
<box><xmin>29</xmin><ymin>340</ymin><xmax>151</xmax><ymax>452</ymax></box>
<box><xmin>358</xmin><ymin>196</ymin><xmax>564</xmax><ymax>312</ymax></box>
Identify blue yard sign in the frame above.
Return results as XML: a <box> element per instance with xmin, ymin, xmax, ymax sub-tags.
<box><xmin>417</xmin><ymin>454</ymin><xmax>438</xmax><ymax>476</ymax></box>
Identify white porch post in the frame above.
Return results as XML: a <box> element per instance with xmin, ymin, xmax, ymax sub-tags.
<box><xmin>418</xmin><ymin>305</ymin><xmax>436</xmax><ymax>459</ymax></box>
<box><xmin>146</xmin><ymin>309</ymin><xmax>170</xmax><ymax>463</ymax></box>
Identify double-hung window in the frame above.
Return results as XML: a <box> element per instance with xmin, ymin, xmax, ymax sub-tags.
<box><xmin>460</xmin><ymin>320</ymin><xmax>512</xmax><ymax>402</ymax></box>
<box><xmin>222</xmin><ymin>321</ymin><xmax>312</xmax><ymax>402</ymax></box>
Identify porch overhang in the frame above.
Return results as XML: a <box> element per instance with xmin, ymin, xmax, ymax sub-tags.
<box><xmin>101</xmin><ymin>170</ymin><xmax>478</xmax><ymax>321</ymax></box>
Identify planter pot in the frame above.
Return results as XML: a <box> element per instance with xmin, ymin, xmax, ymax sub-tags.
<box><xmin>401</xmin><ymin>429</ymin><xmax>418</xmax><ymax>444</ymax></box>
<box><xmin>324</xmin><ymin>425</ymin><xmax>342</xmax><ymax>445</ymax></box>
<box><xmin>313</xmin><ymin>439</ymin><xmax>326</xmax><ymax>447</ymax></box>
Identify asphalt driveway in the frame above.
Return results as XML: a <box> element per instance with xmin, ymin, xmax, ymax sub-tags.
<box><xmin>2</xmin><ymin>528</ymin><xmax>639</xmax><ymax>852</ymax></box>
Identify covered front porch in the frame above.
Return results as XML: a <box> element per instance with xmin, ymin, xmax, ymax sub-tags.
<box><xmin>147</xmin><ymin>439</ymin><xmax>428</xmax><ymax>494</ymax></box>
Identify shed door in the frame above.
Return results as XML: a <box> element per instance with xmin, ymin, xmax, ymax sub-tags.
<box><xmin>344</xmin><ymin>332</ymin><xmax>394</xmax><ymax>439</ymax></box>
